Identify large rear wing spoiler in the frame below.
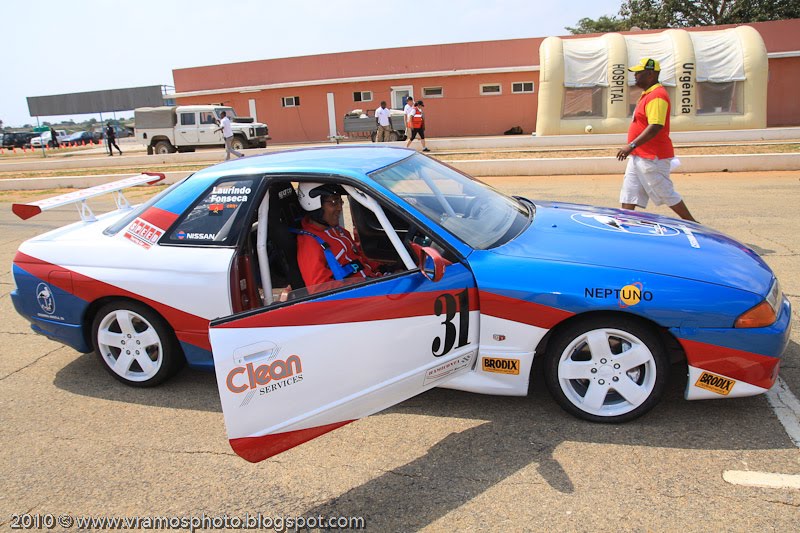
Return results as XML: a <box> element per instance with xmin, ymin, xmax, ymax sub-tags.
<box><xmin>12</xmin><ymin>173</ymin><xmax>165</xmax><ymax>221</ymax></box>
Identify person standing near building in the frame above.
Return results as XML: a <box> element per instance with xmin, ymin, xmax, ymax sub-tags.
<box><xmin>375</xmin><ymin>101</ymin><xmax>392</xmax><ymax>142</ymax></box>
<box><xmin>405</xmin><ymin>100</ymin><xmax>430</xmax><ymax>152</ymax></box>
<box><xmin>616</xmin><ymin>58</ymin><xmax>696</xmax><ymax>221</ymax></box>
<box><xmin>105</xmin><ymin>122</ymin><xmax>122</xmax><ymax>156</ymax></box>
<box><xmin>403</xmin><ymin>95</ymin><xmax>415</xmax><ymax>141</ymax></box>
<box><xmin>214</xmin><ymin>111</ymin><xmax>244</xmax><ymax>160</ymax></box>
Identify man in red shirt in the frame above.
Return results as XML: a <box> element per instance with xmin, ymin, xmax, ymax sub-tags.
<box><xmin>616</xmin><ymin>58</ymin><xmax>696</xmax><ymax>222</ymax></box>
<box><xmin>295</xmin><ymin>182</ymin><xmax>383</xmax><ymax>289</ymax></box>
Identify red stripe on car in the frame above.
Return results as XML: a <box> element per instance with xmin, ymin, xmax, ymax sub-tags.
<box><xmin>139</xmin><ymin>206</ymin><xmax>179</xmax><ymax>230</ymax></box>
<box><xmin>218</xmin><ymin>288</ymin><xmax>480</xmax><ymax>329</ymax></box>
<box><xmin>679</xmin><ymin>338</ymin><xmax>780</xmax><ymax>389</ymax></box>
<box><xmin>230</xmin><ymin>420</ymin><xmax>354</xmax><ymax>462</ymax></box>
<box><xmin>479</xmin><ymin>291</ymin><xmax>574</xmax><ymax>329</ymax></box>
<box><xmin>13</xmin><ymin>251</ymin><xmax>211</xmax><ymax>350</ymax></box>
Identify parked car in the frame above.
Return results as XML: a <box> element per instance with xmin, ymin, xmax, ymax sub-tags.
<box><xmin>2</xmin><ymin>132</ymin><xmax>39</xmax><ymax>149</ymax></box>
<box><xmin>62</xmin><ymin>131</ymin><xmax>98</xmax><ymax>145</ymax></box>
<box><xmin>93</xmin><ymin>124</ymin><xmax>134</xmax><ymax>140</ymax></box>
<box><xmin>31</xmin><ymin>129</ymin><xmax>69</xmax><ymax>148</ymax></box>
<box><xmin>10</xmin><ymin>147</ymin><xmax>790</xmax><ymax>463</ymax></box>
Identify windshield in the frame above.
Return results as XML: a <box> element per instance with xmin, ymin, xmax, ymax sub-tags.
<box><xmin>371</xmin><ymin>153</ymin><xmax>530</xmax><ymax>249</ymax></box>
<box><xmin>214</xmin><ymin>107</ymin><xmax>236</xmax><ymax>119</ymax></box>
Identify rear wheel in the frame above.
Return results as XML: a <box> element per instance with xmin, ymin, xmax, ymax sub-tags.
<box><xmin>544</xmin><ymin>316</ymin><xmax>668</xmax><ymax>423</ymax></box>
<box><xmin>389</xmin><ymin>132</ymin><xmax>399</xmax><ymax>142</ymax></box>
<box><xmin>91</xmin><ymin>301</ymin><xmax>184</xmax><ymax>387</ymax></box>
<box><xmin>153</xmin><ymin>140</ymin><xmax>174</xmax><ymax>155</ymax></box>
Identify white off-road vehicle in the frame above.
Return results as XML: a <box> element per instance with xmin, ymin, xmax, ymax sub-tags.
<box><xmin>135</xmin><ymin>105</ymin><xmax>269</xmax><ymax>155</ymax></box>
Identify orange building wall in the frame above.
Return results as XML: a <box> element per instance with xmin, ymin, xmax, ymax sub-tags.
<box><xmin>172</xmin><ymin>19</ymin><xmax>800</xmax><ymax>142</ymax></box>
<box><xmin>180</xmin><ymin>73</ymin><xmax>540</xmax><ymax>142</ymax></box>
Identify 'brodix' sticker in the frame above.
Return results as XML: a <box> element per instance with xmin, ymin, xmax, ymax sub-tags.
<box><xmin>695</xmin><ymin>371</ymin><xmax>735</xmax><ymax>395</ymax></box>
<box><xmin>482</xmin><ymin>357</ymin><xmax>520</xmax><ymax>375</ymax></box>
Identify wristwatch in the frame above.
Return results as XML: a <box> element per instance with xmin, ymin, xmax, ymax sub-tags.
<box><xmin>629</xmin><ymin>142</ymin><xmax>637</xmax><ymax>149</ymax></box>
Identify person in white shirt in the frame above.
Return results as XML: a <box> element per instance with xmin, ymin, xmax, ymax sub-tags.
<box><xmin>214</xmin><ymin>111</ymin><xmax>244</xmax><ymax>160</ymax></box>
<box><xmin>403</xmin><ymin>96</ymin><xmax>415</xmax><ymax>141</ymax></box>
<box><xmin>375</xmin><ymin>101</ymin><xmax>392</xmax><ymax>142</ymax></box>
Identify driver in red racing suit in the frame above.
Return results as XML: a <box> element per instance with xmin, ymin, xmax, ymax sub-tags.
<box><xmin>295</xmin><ymin>182</ymin><xmax>383</xmax><ymax>289</ymax></box>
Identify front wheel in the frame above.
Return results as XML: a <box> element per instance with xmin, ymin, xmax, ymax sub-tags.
<box><xmin>91</xmin><ymin>301</ymin><xmax>184</xmax><ymax>387</ymax></box>
<box><xmin>544</xmin><ymin>316</ymin><xmax>668</xmax><ymax>423</ymax></box>
<box><xmin>231</xmin><ymin>136</ymin><xmax>247</xmax><ymax>151</ymax></box>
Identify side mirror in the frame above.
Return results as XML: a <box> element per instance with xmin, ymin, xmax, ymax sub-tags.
<box><xmin>411</xmin><ymin>243</ymin><xmax>448</xmax><ymax>282</ymax></box>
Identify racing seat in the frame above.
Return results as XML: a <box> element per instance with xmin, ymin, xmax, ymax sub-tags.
<box><xmin>266</xmin><ymin>182</ymin><xmax>305</xmax><ymax>290</ymax></box>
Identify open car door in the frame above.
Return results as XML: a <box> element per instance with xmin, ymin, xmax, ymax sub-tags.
<box><xmin>209</xmin><ymin>260</ymin><xmax>479</xmax><ymax>462</ymax></box>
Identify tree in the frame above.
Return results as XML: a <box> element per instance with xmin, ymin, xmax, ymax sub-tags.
<box><xmin>619</xmin><ymin>0</ymin><xmax>677</xmax><ymax>28</ymax></box>
<box><xmin>566</xmin><ymin>15</ymin><xmax>629</xmax><ymax>34</ymax></box>
<box><xmin>568</xmin><ymin>0</ymin><xmax>800</xmax><ymax>34</ymax></box>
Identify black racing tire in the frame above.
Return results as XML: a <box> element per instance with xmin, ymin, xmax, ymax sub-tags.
<box><xmin>91</xmin><ymin>300</ymin><xmax>185</xmax><ymax>387</ymax></box>
<box><xmin>153</xmin><ymin>140</ymin><xmax>175</xmax><ymax>155</ymax></box>
<box><xmin>543</xmin><ymin>315</ymin><xmax>668</xmax><ymax>423</ymax></box>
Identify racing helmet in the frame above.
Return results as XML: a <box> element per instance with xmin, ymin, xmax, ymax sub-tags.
<box><xmin>297</xmin><ymin>182</ymin><xmax>344</xmax><ymax>211</ymax></box>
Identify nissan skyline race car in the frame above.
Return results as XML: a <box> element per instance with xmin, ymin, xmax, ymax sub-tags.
<box><xmin>10</xmin><ymin>146</ymin><xmax>791</xmax><ymax>463</ymax></box>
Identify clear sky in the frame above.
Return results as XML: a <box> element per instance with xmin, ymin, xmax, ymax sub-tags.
<box><xmin>2</xmin><ymin>0</ymin><xmax>622</xmax><ymax>127</ymax></box>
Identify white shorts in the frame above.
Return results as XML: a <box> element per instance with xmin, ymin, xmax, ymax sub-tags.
<box><xmin>620</xmin><ymin>156</ymin><xmax>682</xmax><ymax>208</ymax></box>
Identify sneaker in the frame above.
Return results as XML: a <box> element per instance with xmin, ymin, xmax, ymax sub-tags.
<box><xmin>422</xmin><ymin>148</ymin><xmax>430</xmax><ymax>152</ymax></box>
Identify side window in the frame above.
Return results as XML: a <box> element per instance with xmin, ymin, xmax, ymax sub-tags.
<box><xmin>165</xmin><ymin>177</ymin><xmax>257</xmax><ymax>245</ymax></box>
<box><xmin>199</xmin><ymin>111</ymin><xmax>217</xmax><ymax>125</ymax></box>
<box><xmin>180</xmin><ymin>113</ymin><xmax>196</xmax><ymax>126</ymax></box>
<box><xmin>263</xmin><ymin>181</ymin><xmax>443</xmax><ymax>304</ymax></box>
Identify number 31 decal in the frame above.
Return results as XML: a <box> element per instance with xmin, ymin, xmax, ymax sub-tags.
<box><xmin>432</xmin><ymin>289</ymin><xmax>470</xmax><ymax>357</ymax></box>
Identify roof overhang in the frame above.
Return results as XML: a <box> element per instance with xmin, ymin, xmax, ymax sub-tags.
<box><xmin>169</xmin><ymin>65</ymin><xmax>539</xmax><ymax>99</ymax></box>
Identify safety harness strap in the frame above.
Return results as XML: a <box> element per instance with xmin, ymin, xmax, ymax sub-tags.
<box><xmin>290</xmin><ymin>228</ymin><xmax>362</xmax><ymax>280</ymax></box>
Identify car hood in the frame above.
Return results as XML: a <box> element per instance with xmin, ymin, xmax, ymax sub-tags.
<box><xmin>490</xmin><ymin>200</ymin><xmax>774</xmax><ymax>295</ymax></box>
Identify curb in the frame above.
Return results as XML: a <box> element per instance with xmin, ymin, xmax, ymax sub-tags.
<box><xmin>1</xmin><ymin>153</ymin><xmax>798</xmax><ymax>191</ymax></box>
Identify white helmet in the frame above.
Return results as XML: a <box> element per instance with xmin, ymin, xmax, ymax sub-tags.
<box><xmin>297</xmin><ymin>182</ymin><xmax>343</xmax><ymax>211</ymax></box>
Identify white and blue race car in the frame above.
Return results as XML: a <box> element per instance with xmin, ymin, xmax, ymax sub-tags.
<box><xmin>11</xmin><ymin>146</ymin><xmax>791</xmax><ymax>462</ymax></box>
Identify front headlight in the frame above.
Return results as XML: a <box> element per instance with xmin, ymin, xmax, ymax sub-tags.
<box><xmin>735</xmin><ymin>278</ymin><xmax>782</xmax><ymax>328</ymax></box>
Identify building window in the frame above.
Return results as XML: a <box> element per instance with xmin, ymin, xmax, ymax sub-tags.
<box><xmin>422</xmin><ymin>86</ymin><xmax>444</xmax><ymax>98</ymax></box>
<box><xmin>281</xmin><ymin>96</ymin><xmax>300</xmax><ymax>107</ymax></box>
<box><xmin>480</xmin><ymin>84</ymin><xmax>502</xmax><ymax>95</ymax></box>
<box><xmin>353</xmin><ymin>91</ymin><xmax>373</xmax><ymax>102</ymax></box>
<box><xmin>179</xmin><ymin>113</ymin><xmax>196</xmax><ymax>126</ymax></box>
<box><xmin>512</xmin><ymin>82</ymin><xmax>534</xmax><ymax>94</ymax></box>
<box><xmin>697</xmin><ymin>81</ymin><xmax>742</xmax><ymax>114</ymax></box>
<box><xmin>562</xmin><ymin>87</ymin><xmax>605</xmax><ymax>118</ymax></box>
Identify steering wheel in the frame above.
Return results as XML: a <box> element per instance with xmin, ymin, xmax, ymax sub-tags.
<box><xmin>466</xmin><ymin>196</ymin><xmax>489</xmax><ymax>220</ymax></box>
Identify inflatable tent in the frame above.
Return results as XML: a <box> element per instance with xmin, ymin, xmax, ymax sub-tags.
<box><xmin>535</xmin><ymin>26</ymin><xmax>768</xmax><ymax>135</ymax></box>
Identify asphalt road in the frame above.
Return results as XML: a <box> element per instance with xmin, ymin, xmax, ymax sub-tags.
<box><xmin>0</xmin><ymin>170</ymin><xmax>798</xmax><ymax>531</ymax></box>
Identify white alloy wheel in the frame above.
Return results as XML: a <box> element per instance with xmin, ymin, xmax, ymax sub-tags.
<box><xmin>92</xmin><ymin>301</ymin><xmax>183</xmax><ymax>387</ymax></box>
<box><xmin>96</xmin><ymin>308</ymin><xmax>163</xmax><ymax>382</ymax></box>
<box><xmin>544</xmin><ymin>318</ymin><xmax>668</xmax><ymax>422</ymax></box>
